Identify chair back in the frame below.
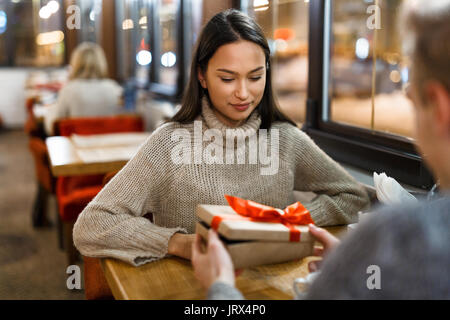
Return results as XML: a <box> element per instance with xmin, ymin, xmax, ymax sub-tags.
<box><xmin>57</xmin><ymin>114</ymin><xmax>144</xmax><ymax>137</ymax></box>
<box><xmin>28</xmin><ymin>137</ymin><xmax>55</xmax><ymax>193</ymax></box>
<box><xmin>83</xmin><ymin>256</ymin><xmax>114</xmax><ymax>300</ymax></box>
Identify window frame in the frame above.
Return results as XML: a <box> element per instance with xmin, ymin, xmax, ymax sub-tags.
<box><xmin>0</xmin><ymin>0</ymin><xmax>66</xmax><ymax>67</ymax></box>
<box><xmin>303</xmin><ymin>0</ymin><xmax>434</xmax><ymax>189</ymax></box>
<box><xmin>78</xmin><ymin>0</ymin><xmax>103</xmax><ymax>44</ymax></box>
<box><xmin>115</xmin><ymin>0</ymin><xmax>140</xmax><ymax>83</ymax></box>
<box><xmin>147</xmin><ymin>0</ymin><xmax>187</xmax><ymax>102</ymax></box>
<box><xmin>0</xmin><ymin>1</ymin><xmax>14</xmax><ymax>66</ymax></box>
<box><xmin>236</xmin><ymin>0</ymin><xmax>309</xmax><ymax>126</ymax></box>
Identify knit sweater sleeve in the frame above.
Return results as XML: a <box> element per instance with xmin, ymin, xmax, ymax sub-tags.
<box><xmin>287</xmin><ymin>126</ymin><xmax>370</xmax><ymax>226</ymax></box>
<box><xmin>207</xmin><ymin>281</ymin><xmax>245</xmax><ymax>300</ymax></box>
<box><xmin>73</xmin><ymin>124</ymin><xmax>187</xmax><ymax>267</ymax></box>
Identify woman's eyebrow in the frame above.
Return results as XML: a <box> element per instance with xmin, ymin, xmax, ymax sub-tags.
<box><xmin>216</xmin><ymin>66</ymin><xmax>265</xmax><ymax>75</ymax></box>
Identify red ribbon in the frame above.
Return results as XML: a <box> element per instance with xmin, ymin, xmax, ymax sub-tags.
<box><xmin>211</xmin><ymin>195</ymin><xmax>315</xmax><ymax>242</ymax></box>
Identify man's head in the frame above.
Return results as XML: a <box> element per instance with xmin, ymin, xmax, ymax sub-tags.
<box><xmin>402</xmin><ymin>0</ymin><xmax>450</xmax><ymax>189</ymax></box>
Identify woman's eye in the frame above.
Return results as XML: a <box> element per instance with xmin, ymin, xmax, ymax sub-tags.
<box><xmin>250</xmin><ymin>76</ymin><xmax>262</xmax><ymax>81</ymax></box>
<box><xmin>220</xmin><ymin>78</ymin><xmax>234</xmax><ymax>82</ymax></box>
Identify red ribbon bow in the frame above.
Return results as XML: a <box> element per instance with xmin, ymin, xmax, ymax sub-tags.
<box><xmin>211</xmin><ymin>195</ymin><xmax>315</xmax><ymax>242</ymax></box>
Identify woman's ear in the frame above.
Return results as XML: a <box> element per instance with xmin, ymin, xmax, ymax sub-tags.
<box><xmin>426</xmin><ymin>81</ymin><xmax>450</xmax><ymax>139</ymax></box>
<box><xmin>197</xmin><ymin>68</ymin><xmax>207</xmax><ymax>89</ymax></box>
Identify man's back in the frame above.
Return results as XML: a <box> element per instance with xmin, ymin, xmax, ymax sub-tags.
<box><xmin>306</xmin><ymin>197</ymin><xmax>450</xmax><ymax>299</ymax></box>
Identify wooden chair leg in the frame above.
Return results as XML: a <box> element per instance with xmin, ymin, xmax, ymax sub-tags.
<box><xmin>63</xmin><ymin>220</ymin><xmax>79</xmax><ymax>265</ymax></box>
<box><xmin>56</xmin><ymin>213</ymin><xmax>64</xmax><ymax>250</ymax></box>
<box><xmin>32</xmin><ymin>183</ymin><xmax>50</xmax><ymax>227</ymax></box>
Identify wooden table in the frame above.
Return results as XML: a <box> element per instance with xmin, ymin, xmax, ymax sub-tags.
<box><xmin>101</xmin><ymin>226</ymin><xmax>349</xmax><ymax>300</ymax></box>
<box><xmin>46</xmin><ymin>133</ymin><xmax>151</xmax><ymax>176</ymax></box>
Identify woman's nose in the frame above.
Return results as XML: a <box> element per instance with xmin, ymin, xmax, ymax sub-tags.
<box><xmin>234</xmin><ymin>81</ymin><xmax>249</xmax><ymax>100</ymax></box>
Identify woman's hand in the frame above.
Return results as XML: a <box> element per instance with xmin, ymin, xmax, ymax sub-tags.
<box><xmin>191</xmin><ymin>229</ymin><xmax>235</xmax><ymax>289</ymax></box>
<box><xmin>168</xmin><ymin>233</ymin><xmax>197</xmax><ymax>260</ymax></box>
<box><xmin>308</xmin><ymin>224</ymin><xmax>340</xmax><ymax>272</ymax></box>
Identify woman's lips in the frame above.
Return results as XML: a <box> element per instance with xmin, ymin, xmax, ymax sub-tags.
<box><xmin>230</xmin><ymin>103</ymin><xmax>251</xmax><ymax>111</ymax></box>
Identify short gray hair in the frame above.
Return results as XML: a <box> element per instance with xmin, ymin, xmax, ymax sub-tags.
<box><xmin>401</xmin><ymin>0</ymin><xmax>450</xmax><ymax>96</ymax></box>
<box><xmin>306</xmin><ymin>197</ymin><xmax>450</xmax><ymax>299</ymax></box>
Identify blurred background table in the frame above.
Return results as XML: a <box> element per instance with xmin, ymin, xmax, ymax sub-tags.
<box><xmin>45</xmin><ymin>132</ymin><xmax>150</xmax><ymax>176</ymax></box>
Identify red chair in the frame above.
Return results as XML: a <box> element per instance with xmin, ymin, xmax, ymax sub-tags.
<box><xmin>82</xmin><ymin>171</ymin><xmax>118</xmax><ymax>300</ymax></box>
<box><xmin>58</xmin><ymin>115</ymin><xmax>144</xmax><ymax>136</ymax></box>
<box><xmin>34</xmin><ymin>82</ymin><xmax>63</xmax><ymax>92</ymax></box>
<box><xmin>83</xmin><ymin>256</ymin><xmax>114</xmax><ymax>300</ymax></box>
<box><xmin>55</xmin><ymin>115</ymin><xmax>144</xmax><ymax>265</ymax></box>
<box><xmin>28</xmin><ymin>137</ymin><xmax>56</xmax><ymax>228</ymax></box>
<box><xmin>24</xmin><ymin>97</ymin><xmax>42</xmax><ymax>138</ymax></box>
<box><xmin>83</xmin><ymin>170</ymin><xmax>154</xmax><ymax>300</ymax></box>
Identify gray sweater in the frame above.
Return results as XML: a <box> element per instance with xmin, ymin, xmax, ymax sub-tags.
<box><xmin>207</xmin><ymin>197</ymin><xmax>450</xmax><ymax>299</ymax></box>
<box><xmin>44</xmin><ymin>79</ymin><xmax>123</xmax><ymax>135</ymax></box>
<box><xmin>73</xmin><ymin>98</ymin><xmax>369</xmax><ymax>266</ymax></box>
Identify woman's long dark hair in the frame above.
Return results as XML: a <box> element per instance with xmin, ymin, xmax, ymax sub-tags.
<box><xmin>171</xmin><ymin>9</ymin><xmax>296</xmax><ymax>129</ymax></box>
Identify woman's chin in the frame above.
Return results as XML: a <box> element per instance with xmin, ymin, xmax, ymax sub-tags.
<box><xmin>228</xmin><ymin>112</ymin><xmax>252</xmax><ymax>123</ymax></box>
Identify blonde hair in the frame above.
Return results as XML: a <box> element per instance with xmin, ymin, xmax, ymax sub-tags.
<box><xmin>401</xmin><ymin>0</ymin><xmax>450</xmax><ymax>99</ymax></box>
<box><xmin>69</xmin><ymin>42</ymin><xmax>108</xmax><ymax>80</ymax></box>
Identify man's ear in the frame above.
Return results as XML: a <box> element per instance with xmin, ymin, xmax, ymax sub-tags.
<box><xmin>197</xmin><ymin>68</ymin><xmax>207</xmax><ymax>89</ymax></box>
<box><xmin>426</xmin><ymin>81</ymin><xmax>450</xmax><ymax>139</ymax></box>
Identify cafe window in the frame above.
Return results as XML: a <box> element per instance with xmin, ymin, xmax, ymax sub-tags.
<box><xmin>0</xmin><ymin>0</ymin><xmax>65</xmax><ymax>67</ymax></box>
<box><xmin>148</xmin><ymin>0</ymin><xmax>203</xmax><ymax>100</ymax></box>
<box><xmin>148</xmin><ymin>0</ymin><xmax>180</xmax><ymax>98</ymax></box>
<box><xmin>131</xmin><ymin>0</ymin><xmax>151</xmax><ymax>86</ymax></box>
<box><xmin>77</xmin><ymin>0</ymin><xmax>103</xmax><ymax>43</ymax></box>
<box><xmin>328</xmin><ymin>0</ymin><xmax>413</xmax><ymax>138</ymax></box>
<box><xmin>116</xmin><ymin>0</ymin><xmax>140</xmax><ymax>82</ymax></box>
<box><xmin>154</xmin><ymin>0</ymin><xmax>178</xmax><ymax>87</ymax></box>
<box><xmin>115</xmin><ymin>0</ymin><xmax>202</xmax><ymax>101</ymax></box>
<box><xmin>305</xmin><ymin>0</ymin><xmax>433</xmax><ymax>189</ymax></box>
<box><xmin>240</xmin><ymin>0</ymin><xmax>309</xmax><ymax>126</ymax></box>
<box><xmin>0</xmin><ymin>6</ymin><xmax>7</xmax><ymax>65</ymax></box>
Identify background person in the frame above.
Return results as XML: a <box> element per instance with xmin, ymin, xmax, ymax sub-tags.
<box><xmin>73</xmin><ymin>10</ymin><xmax>369</xmax><ymax>267</ymax></box>
<box><xmin>44</xmin><ymin>42</ymin><xmax>123</xmax><ymax>135</ymax></box>
<box><xmin>192</xmin><ymin>0</ymin><xmax>450</xmax><ymax>299</ymax></box>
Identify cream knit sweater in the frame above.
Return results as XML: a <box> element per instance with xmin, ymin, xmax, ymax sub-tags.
<box><xmin>44</xmin><ymin>79</ymin><xmax>123</xmax><ymax>135</ymax></box>
<box><xmin>73</xmin><ymin>99</ymin><xmax>370</xmax><ymax>266</ymax></box>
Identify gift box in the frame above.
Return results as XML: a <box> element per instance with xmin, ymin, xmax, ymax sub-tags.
<box><xmin>195</xmin><ymin>195</ymin><xmax>315</xmax><ymax>269</ymax></box>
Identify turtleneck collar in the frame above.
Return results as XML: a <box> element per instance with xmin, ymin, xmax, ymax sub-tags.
<box><xmin>200</xmin><ymin>96</ymin><xmax>261</xmax><ymax>137</ymax></box>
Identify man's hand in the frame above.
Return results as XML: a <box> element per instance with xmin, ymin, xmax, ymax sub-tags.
<box><xmin>168</xmin><ymin>233</ymin><xmax>197</xmax><ymax>260</ymax></box>
<box><xmin>308</xmin><ymin>224</ymin><xmax>340</xmax><ymax>272</ymax></box>
<box><xmin>191</xmin><ymin>229</ymin><xmax>235</xmax><ymax>289</ymax></box>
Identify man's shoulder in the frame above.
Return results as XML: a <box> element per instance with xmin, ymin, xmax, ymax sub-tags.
<box><xmin>369</xmin><ymin>196</ymin><xmax>450</xmax><ymax>226</ymax></box>
<box><xmin>306</xmin><ymin>196</ymin><xmax>450</xmax><ymax>299</ymax></box>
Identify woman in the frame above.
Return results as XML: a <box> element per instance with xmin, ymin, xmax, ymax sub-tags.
<box><xmin>193</xmin><ymin>1</ymin><xmax>450</xmax><ymax>300</ymax></box>
<box><xmin>73</xmin><ymin>9</ymin><xmax>369</xmax><ymax>267</ymax></box>
<box><xmin>44</xmin><ymin>42</ymin><xmax>123</xmax><ymax>135</ymax></box>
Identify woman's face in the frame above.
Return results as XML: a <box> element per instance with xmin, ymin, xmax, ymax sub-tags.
<box><xmin>198</xmin><ymin>40</ymin><xmax>266</xmax><ymax>127</ymax></box>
